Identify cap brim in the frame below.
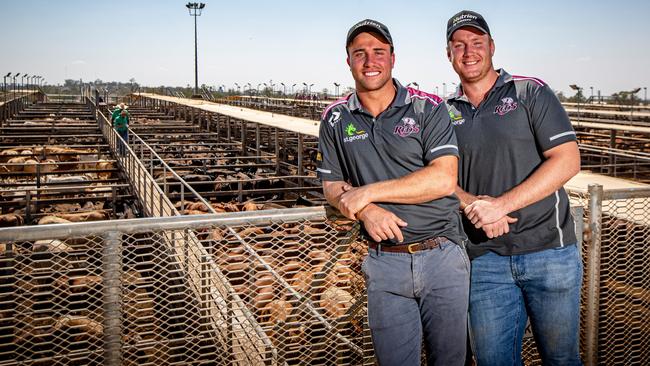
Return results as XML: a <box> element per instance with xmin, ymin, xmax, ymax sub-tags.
<box><xmin>347</xmin><ymin>25</ymin><xmax>391</xmax><ymax>47</ymax></box>
<box><xmin>447</xmin><ymin>24</ymin><xmax>489</xmax><ymax>41</ymax></box>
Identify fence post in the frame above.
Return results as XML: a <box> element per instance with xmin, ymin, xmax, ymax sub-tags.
<box><xmin>103</xmin><ymin>230</ymin><xmax>123</xmax><ymax>366</ymax></box>
<box><xmin>585</xmin><ymin>184</ymin><xmax>603</xmax><ymax>366</ymax></box>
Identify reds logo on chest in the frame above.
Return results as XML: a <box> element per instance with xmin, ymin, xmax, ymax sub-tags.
<box><xmin>494</xmin><ymin>97</ymin><xmax>518</xmax><ymax>116</ymax></box>
<box><xmin>393</xmin><ymin>117</ymin><xmax>420</xmax><ymax>137</ymax></box>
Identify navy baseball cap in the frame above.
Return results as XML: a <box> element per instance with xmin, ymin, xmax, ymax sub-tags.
<box><xmin>446</xmin><ymin>10</ymin><xmax>491</xmax><ymax>41</ymax></box>
<box><xmin>346</xmin><ymin>19</ymin><xmax>393</xmax><ymax>49</ymax></box>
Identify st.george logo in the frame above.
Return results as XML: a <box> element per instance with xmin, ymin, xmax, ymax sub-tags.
<box><xmin>494</xmin><ymin>97</ymin><xmax>518</xmax><ymax>116</ymax></box>
<box><xmin>393</xmin><ymin>117</ymin><xmax>420</xmax><ymax>137</ymax></box>
<box><xmin>343</xmin><ymin>123</ymin><xmax>368</xmax><ymax>143</ymax></box>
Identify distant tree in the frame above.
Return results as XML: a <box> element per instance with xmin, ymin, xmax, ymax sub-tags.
<box><xmin>555</xmin><ymin>90</ymin><xmax>567</xmax><ymax>102</ymax></box>
<box><xmin>611</xmin><ymin>91</ymin><xmax>639</xmax><ymax>106</ymax></box>
<box><xmin>566</xmin><ymin>90</ymin><xmax>585</xmax><ymax>103</ymax></box>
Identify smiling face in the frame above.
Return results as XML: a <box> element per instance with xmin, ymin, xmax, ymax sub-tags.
<box><xmin>447</xmin><ymin>27</ymin><xmax>495</xmax><ymax>84</ymax></box>
<box><xmin>346</xmin><ymin>31</ymin><xmax>395</xmax><ymax>93</ymax></box>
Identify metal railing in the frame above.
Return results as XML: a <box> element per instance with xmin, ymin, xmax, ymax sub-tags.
<box><xmin>0</xmin><ymin>207</ymin><xmax>370</xmax><ymax>365</ymax></box>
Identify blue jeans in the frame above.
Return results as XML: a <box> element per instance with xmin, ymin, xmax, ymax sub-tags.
<box><xmin>363</xmin><ymin>240</ymin><xmax>470</xmax><ymax>366</ymax></box>
<box><xmin>117</xmin><ymin>130</ymin><xmax>128</xmax><ymax>156</ymax></box>
<box><xmin>468</xmin><ymin>244</ymin><xmax>583</xmax><ymax>366</ymax></box>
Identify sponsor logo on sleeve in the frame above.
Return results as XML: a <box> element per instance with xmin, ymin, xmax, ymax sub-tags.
<box><xmin>494</xmin><ymin>97</ymin><xmax>518</xmax><ymax>116</ymax></box>
<box><xmin>393</xmin><ymin>117</ymin><xmax>420</xmax><ymax>137</ymax></box>
<box><xmin>448</xmin><ymin>108</ymin><xmax>465</xmax><ymax>126</ymax></box>
<box><xmin>328</xmin><ymin>111</ymin><xmax>341</xmax><ymax>127</ymax></box>
<box><xmin>343</xmin><ymin>123</ymin><xmax>368</xmax><ymax>143</ymax></box>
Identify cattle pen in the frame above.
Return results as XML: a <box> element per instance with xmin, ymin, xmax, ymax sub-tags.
<box><xmin>1</xmin><ymin>90</ymin><xmax>649</xmax><ymax>365</ymax></box>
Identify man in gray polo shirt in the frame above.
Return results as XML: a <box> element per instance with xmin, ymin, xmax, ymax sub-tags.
<box><xmin>444</xmin><ymin>10</ymin><xmax>582</xmax><ymax>365</ymax></box>
<box><xmin>317</xmin><ymin>19</ymin><xmax>469</xmax><ymax>366</ymax></box>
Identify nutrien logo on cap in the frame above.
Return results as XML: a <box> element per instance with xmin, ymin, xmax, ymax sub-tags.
<box><xmin>453</xmin><ymin>13</ymin><xmax>478</xmax><ymax>26</ymax></box>
<box><xmin>356</xmin><ymin>20</ymin><xmax>382</xmax><ymax>30</ymax></box>
<box><xmin>393</xmin><ymin>117</ymin><xmax>420</xmax><ymax>137</ymax></box>
<box><xmin>494</xmin><ymin>97</ymin><xmax>518</xmax><ymax>116</ymax></box>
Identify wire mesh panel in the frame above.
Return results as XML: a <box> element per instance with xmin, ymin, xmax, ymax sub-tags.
<box><xmin>596</xmin><ymin>195</ymin><xmax>650</xmax><ymax>365</ymax></box>
<box><xmin>196</xmin><ymin>215</ymin><xmax>371</xmax><ymax>365</ymax></box>
<box><xmin>0</xmin><ymin>208</ymin><xmax>373</xmax><ymax>365</ymax></box>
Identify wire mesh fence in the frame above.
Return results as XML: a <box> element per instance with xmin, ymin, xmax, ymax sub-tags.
<box><xmin>0</xmin><ymin>207</ymin><xmax>373</xmax><ymax>365</ymax></box>
<box><xmin>521</xmin><ymin>187</ymin><xmax>650</xmax><ymax>366</ymax></box>
<box><xmin>582</xmin><ymin>188</ymin><xmax>650</xmax><ymax>365</ymax></box>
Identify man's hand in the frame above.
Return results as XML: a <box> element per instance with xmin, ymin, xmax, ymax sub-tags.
<box><xmin>481</xmin><ymin>216</ymin><xmax>518</xmax><ymax>238</ymax></box>
<box><xmin>464</xmin><ymin>195</ymin><xmax>509</xmax><ymax>228</ymax></box>
<box><xmin>357</xmin><ymin>204</ymin><xmax>408</xmax><ymax>243</ymax></box>
<box><xmin>338</xmin><ymin>185</ymin><xmax>373</xmax><ymax>220</ymax></box>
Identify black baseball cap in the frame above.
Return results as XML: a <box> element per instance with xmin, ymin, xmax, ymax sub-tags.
<box><xmin>346</xmin><ymin>19</ymin><xmax>393</xmax><ymax>50</ymax></box>
<box><xmin>446</xmin><ymin>10</ymin><xmax>491</xmax><ymax>42</ymax></box>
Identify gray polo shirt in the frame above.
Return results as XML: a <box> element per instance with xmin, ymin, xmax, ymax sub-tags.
<box><xmin>317</xmin><ymin>79</ymin><xmax>464</xmax><ymax>246</ymax></box>
<box><xmin>446</xmin><ymin>69</ymin><xmax>577</xmax><ymax>258</ymax></box>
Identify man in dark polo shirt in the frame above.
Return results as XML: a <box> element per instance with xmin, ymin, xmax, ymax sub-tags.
<box><xmin>444</xmin><ymin>10</ymin><xmax>582</xmax><ymax>365</ymax></box>
<box><xmin>317</xmin><ymin>19</ymin><xmax>469</xmax><ymax>366</ymax></box>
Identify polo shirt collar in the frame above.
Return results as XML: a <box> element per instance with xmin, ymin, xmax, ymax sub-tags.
<box><xmin>448</xmin><ymin>69</ymin><xmax>511</xmax><ymax>103</ymax></box>
<box><xmin>347</xmin><ymin>79</ymin><xmax>410</xmax><ymax>112</ymax></box>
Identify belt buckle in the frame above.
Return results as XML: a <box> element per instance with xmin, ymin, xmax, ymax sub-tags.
<box><xmin>407</xmin><ymin>243</ymin><xmax>419</xmax><ymax>254</ymax></box>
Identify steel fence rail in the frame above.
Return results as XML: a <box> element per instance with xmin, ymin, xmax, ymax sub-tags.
<box><xmin>0</xmin><ymin>206</ymin><xmax>370</xmax><ymax>365</ymax></box>
<box><xmin>96</xmin><ymin>108</ymin><xmax>179</xmax><ymax>217</ymax></box>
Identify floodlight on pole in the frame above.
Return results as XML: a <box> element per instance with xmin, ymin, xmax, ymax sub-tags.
<box><xmin>186</xmin><ymin>2</ymin><xmax>206</xmax><ymax>98</ymax></box>
<box><xmin>3</xmin><ymin>73</ymin><xmax>10</xmax><ymax>105</ymax></box>
<box><xmin>569</xmin><ymin>84</ymin><xmax>583</xmax><ymax>119</ymax></box>
<box><xmin>333</xmin><ymin>82</ymin><xmax>340</xmax><ymax>98</ymax></box>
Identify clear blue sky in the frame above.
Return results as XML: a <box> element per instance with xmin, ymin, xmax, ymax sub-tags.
<box><xmin>2</xmin><ymin>0</ymin><xmax>649</xmax><ymax>97</ymax></box>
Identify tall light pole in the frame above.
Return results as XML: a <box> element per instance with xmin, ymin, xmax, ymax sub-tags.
<box><xmin>3</xmin><ymin>73</ymin><xmax>10</xmax><ymax>105</ymax></box>
<box><xmin>569</xmin><ymin>84</ymin><xmax>583</xmax><ymax>120</ymax></box>
<box><xmin>644</xmin><ymin>87</ymin><xmax>647</xmax><ymax>105</ymax></box>
<box><xmin>186</xmin><ymin>2</ymin><xmax>205</xmax><ymax>98</ymax></box>
<box><xmin>280</xmin><ymin>82</ymin><xmax>286</xmax><ymax>96</ymax></box>
<box><xmin>590</xmin><ymin>86</ymin><xmax>594</xmax><ymax>102</ymax></box>
<box><xmin>333</xmin><ymin>82</ymin><xmax>340</xmax><ymax>98</ymax></box>
<box><xmin>443</xmin><ymin>82</ymin><xmax>447</xmax><ymax>96</ymax></box>
<box><xmin>13</xmin><ymin>73</ymin><xmax>20</xmax><ymax>101</ymax></box>
<box><xmin>291</xmin><ymin>83</ymin><xmax>296</xmax><ymax>95</ymax></box>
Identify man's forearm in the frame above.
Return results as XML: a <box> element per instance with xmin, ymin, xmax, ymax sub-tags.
<box><xmin>495</xmin><ymin>142</ymin><xmax>580</xmax><ymax>214</ymax></box>
<box><xmin>364</xmin><ymin>155</ymin><xmax>457</xmax><ymax>204</ymax></box>
<box><xmin>455</xmin><ymin>186</ymin><xmax>478</xmax><ymax>210</ymax></box>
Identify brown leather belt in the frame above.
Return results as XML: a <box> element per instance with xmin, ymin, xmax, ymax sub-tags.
<box><xmin>367</xmin><ymin>237</ymin><xmax>447</xmax><ymax>254</ymax></box>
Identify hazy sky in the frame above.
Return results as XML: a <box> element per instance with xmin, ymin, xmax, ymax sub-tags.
<box><xmin>2</xmin><ymin>0</ymin><xmax>649</xmax><ymax>97</ymax></box>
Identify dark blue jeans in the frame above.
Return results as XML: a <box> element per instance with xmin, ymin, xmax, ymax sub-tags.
<box><xmin>117</xmin><ymin>130</ymin><xmax>128</xmax><ymax>156</ymax></box>
<box><xmin>468</xmin><ymin>244</ymin><xmax>583</xmax><ymax>366</ymax></box>
<box><xmin>363</xmin><ymin>240</ymin><xmax>470</xmax><ymax>366</ymax></box>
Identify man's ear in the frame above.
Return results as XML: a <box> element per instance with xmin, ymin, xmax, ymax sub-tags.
<box><xmin>490</xmin><ymin>39</ymin><xmax>495</xmax><ymax>57</ymax></box>
<box><xmin>446</xmin><ymin>46</ymin><xmax>452</xmax><ymax>62</ymax></box>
